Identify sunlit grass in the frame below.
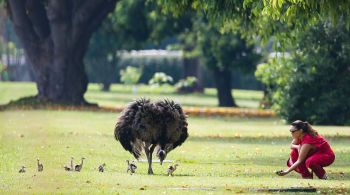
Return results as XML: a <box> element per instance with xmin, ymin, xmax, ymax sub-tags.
<box><xmin>0</xmin><ymin>110</ymin><xmax>349</xmax><ymax>194</ymax></box>
<box><xmin>0</xmin><ymin>82</ymin><xmax>263</xmax><ymax>108</ymax></box>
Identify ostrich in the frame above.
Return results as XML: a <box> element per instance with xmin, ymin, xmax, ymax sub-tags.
<box><xmin>98</xmin><ymin>163</ymin><xmax>106</xmax><ymax>172</ymax></box>
<box><xmin>19</xmin><ymin>166</ymin><xmax>26</xmax><ymax>173</ymax></box>
<box><xmin>37</xmin><ymin>158</ymin><xmax>43</xmax><ymax>172</ymax></box>
<box><xmin>126</xmin><ymin>160</ymin><xmax>137</xmax><ymax>174</ymax></box>
<box><xmin>167</xmin><ymin>164</ymin><xmax>179</xmax><ymax>176</ymax></box>
<box><xmin>115</xmin><ymin>98</ymin><xmax>188</xmax><ymax>175</ymax></box>
<box><xmin>64</xmin><ymin>157</ymin><xmax>74</xmax><ymax>171</ymax></box>
<box><xmin>75</xmin><ymin>157</ymin><xmax>85</xmax><ymax>172</ymax></box>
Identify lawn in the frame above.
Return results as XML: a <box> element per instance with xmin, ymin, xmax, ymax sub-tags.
<box><xmin>0</xmin><ymin>82</ymin><xmax>263</xmax><ymax>108</ymax></box>
<box><xmin>0</xmin><ymin>110</ymin><xmax>349</xmax><ymax>194</ymax></box>
<box><xmin>0</xmin><ymin>82</ymin><xmax>349</xmax><ymax>194</ymax></box>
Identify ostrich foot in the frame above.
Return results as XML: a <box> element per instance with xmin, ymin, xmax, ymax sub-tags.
<box><xmin>148</xmin><ymin>168</ymin><xmax>153</xmax><ymax>175</ymax></box>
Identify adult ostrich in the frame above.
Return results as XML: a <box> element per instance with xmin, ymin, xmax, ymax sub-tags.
<box><xmin>114</xmin><ymin>98</ymin><xmax>188</xmax><ymax>175</ymax></box>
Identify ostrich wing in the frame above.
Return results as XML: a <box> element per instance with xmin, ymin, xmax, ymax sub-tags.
<box><xmin>114</xmin><ymin>99</ymin><xmax>151</xmax><ymax>159</ymax></box>
<box><xmin>155</xmin><ymin>100</ymin><xmax>189</xmax><ymax>153</ymax></box>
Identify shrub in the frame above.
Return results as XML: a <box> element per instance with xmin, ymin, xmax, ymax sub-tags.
<box><xmin>256</xmin><ymin>23</ymin><xmax>350</xmax><ymax>125</ymax></box>
<box><xmin>119</xmin><ymin>66</ymin><xmax>142</xmax><ymax>85</ymax></box>
<box><xmin>175</xmin><ymin>76</ymin><xmax>202</xmax><ymax>93</ymax></box>
<box><xmin>148</xmin><ymin>72</ymin><xmax>173</xmax><ymax>86</ymax></box>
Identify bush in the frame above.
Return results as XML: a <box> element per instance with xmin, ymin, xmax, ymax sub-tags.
<box><xmin>148</xmin><ymin>72</ymin><xmax>173</xmax><ymax>87</ymax></box>
<box><xmin>256</xmin><ymin>23</ymin><xmax>350</xmax><ymax>125</ymax></box>
<box><xmin>175</xmin><ymin>76</ymin><xmax>202</xmax><ymax>93</ymax></box>
<box><xmin>119</xmin><ymin>66</ymin><xmax>142</xmax><ymax>85</ymax></box>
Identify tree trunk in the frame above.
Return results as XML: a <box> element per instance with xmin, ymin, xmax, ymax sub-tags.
<box><xmin>101</xmin><ymin>82</ymin><xmax>111</xmax><ymax>91</ymax></box>
<box><xmin>7</xmin><ymin>0</ymin><xmax>118</xmax><ymax>105</ymax></box>
<box><xmin>213</xmin><ymin>67</ymin><xmax>237</xmax><ymax>107</ymax></box>
<box><xmin>183</xmin><ymin>56</ymin><xmax>199</xmax><ymax>77</ymax></box>
<box><xmin>183</xmin><ymin>45</ymin><xmax>204</xmax><ymax>92</ymax></box>
<box><xmin>100</xmin><ymin>54</ymin><xmax>117</xmax><ymax>92</ymax></box>
<box><xmin>31</xmin><ymin>42</ymin><xmax>89</xmax><ymax>104</ymax></box>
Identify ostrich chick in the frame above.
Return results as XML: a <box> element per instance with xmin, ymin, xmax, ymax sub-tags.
<box><xmin>167</xmin><ymin>164</ymin><xmax>179</xmax><ymax>176</ymax></box>
<box><xmin>64</xmin><ymin>157</ymin><xmax>74</xmax><ymax>171</ymax></box>
<box><xmin>37</xmin><ymin>158</ymin><xmax>43</xmax><ymax>172</ymax></box>
<box><xmin>126</xmin><ymin>160</ymin><xmax>137</xmax><ymax>175</ymax></box>
<box><xmin>75</xmin><ymin>157</ymin><xmax>85</xmax><ymax>172</ymax></box>
<box><xmin>98</xmin><ymin>163</ymin><xmax>106</xmax><ymax>172</ymax></box>
<box><xmin>19</xmin><ymin>166</ymin><xmax>26</xmax><ymax>173</ymax></box>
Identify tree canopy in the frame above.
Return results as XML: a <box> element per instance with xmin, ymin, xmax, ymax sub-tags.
<box><xmin>157</xmin><ymin>0</ymin><xmax>350</xmax><ymax>43</ymax></box>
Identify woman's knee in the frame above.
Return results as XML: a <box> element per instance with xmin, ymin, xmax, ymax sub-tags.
<box><xmin>305</xmin><ymin>158</ymin><xmax>319</xmax><ymax>169</ymax></box>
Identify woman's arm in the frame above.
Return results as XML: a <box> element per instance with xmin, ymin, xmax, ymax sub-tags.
<box><xmin>290</xmin><ymin>139</ymin><xmax>300</xmax><ymax>150</ymax></box>
<box><xmin>277</xmin><ymin>144</ymin><xmax>313</xmax><ymax>176</ymax></box>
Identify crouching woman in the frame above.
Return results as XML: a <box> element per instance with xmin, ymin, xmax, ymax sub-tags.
<box><xmin>277</xmin><ymin>120</ymin><xmax>335</xmax><ymax>179</ymax></box>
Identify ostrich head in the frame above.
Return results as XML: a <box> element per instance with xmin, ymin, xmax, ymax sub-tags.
<box><xmin>158</xmin><ymin>150</ymin><xmax>166</xmax><ymax>165</ymax></box>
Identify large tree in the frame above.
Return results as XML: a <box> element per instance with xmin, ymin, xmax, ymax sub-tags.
<box><xmin>194</xmin><ymin>16</ymin><xmax>259</xmax><ymax>107</ymax></box>
<box><xmin>6</xmin><ymin>0</ymin><xmax>118</xmax><ymax>104</ymax></box>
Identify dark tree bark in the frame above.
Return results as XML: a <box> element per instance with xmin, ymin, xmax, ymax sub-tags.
<box><xmin>101</xmin><ymin>54</ymin><xmax>117</xmax><ymax>92</ymax></box>
<box><xmin>213</xmin><ymin>67</ymin><xmax>237</xmax><ymax>107</ymax></box>
<box><xmin>6</xmin><ymin>0</ymin><xmax>118</xmax><ymax>104</ymax></box>
<box><xmin>182</xmin><ymin>44</ymin><xmax>204</xmax><ymax>93</ymax></box>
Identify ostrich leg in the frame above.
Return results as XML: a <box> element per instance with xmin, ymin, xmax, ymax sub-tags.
<box><xmin>148</xmin><ymin>144</ymin><xmax>156</xmax><ymax>174</ymax></box>
<box><xmin>145</xmin><ymin>145</ymin><xmax>153</xmax><ymax>175</ymax></box>
<box><xmin>146</xmin><ymin>144</ymin><xmax>157</xmax><ymax>175</ymax></box>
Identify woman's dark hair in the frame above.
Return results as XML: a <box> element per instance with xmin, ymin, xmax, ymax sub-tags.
<box><xmin>291</xmin><ymin>120</ymin><xmax>318</xmax><ymax>137</ymax></box>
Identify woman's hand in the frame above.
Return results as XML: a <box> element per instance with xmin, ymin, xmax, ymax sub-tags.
<box><xmin>275</xmin><ymin>170</ymin><xmax>288</xmax><ymax>176</ymax></box>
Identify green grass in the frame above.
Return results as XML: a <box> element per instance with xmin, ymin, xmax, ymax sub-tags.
<box><xmin>0</xmin><ymin>82</ymin><xmax>263</xmax><ymax>108</ymax></box>
<box><xmin>0</xmin><ymin>110</ymin><xmax>349</xmax><ymax>194</ymax></box>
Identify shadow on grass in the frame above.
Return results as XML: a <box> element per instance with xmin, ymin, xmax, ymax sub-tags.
<box><xmin>0</xmin><ymin>95</ymin><xmax>98</xmax><ymax>111</ymax></box>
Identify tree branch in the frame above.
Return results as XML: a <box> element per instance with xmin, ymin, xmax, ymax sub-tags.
<box><xmin>73</xmin><ymin>0</ymin><xmax>106</xmax><ymax>28</ymax></box>
<box><xmin>7</xmin><ymin>0</ymin><xmax>38</xmax><ymax>42</ymax></box>
<box><xmin>73</xmin><ymin>0</ymin><xmax>118</xmax><ymax>57</ymax></box>
<box><xmin>72</xmin><ymin>0</ymin><xmax>85</xmax><ymax>13</ymax></box>
<box><xmin>25</xmin><ymin>0</ymin><xmax>50</xmax><ymax>39</ymax></box>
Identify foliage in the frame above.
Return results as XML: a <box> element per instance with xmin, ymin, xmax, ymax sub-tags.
<box><xmin>148</xmin><ymin>72</ymin><xmax>173</xmax><ymax>86</ymax></box>
<box><xmin>157</xmin><ymin>0</ymin><xmax>350</xmax><ymax>47</ymax></box>
<box><xmin>256</xmin><ymin>22</ymin><xmax>350</xmax><ymax>125</ymax></box>
<box><xmin>119</xmin><ymin>66</ymin><xmax>143</xmax><ymax>85</ymax></box>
